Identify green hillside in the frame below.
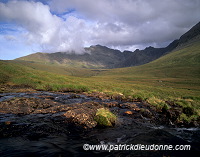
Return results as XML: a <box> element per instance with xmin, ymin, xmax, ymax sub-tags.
<box><xmin>86</xmin><ymin>41</ymin><xmax>200</xmax><ymax>122</ymax></box>
<box><xmin>9</xmin><ymin>60</ymin><xmax>102</xmax><ymax>77</ymax></box>
<box><xmin>1</xmin><ymin>40</ymin><xmax>200</xmax><ymax>99</ymax></box>
<box><xmin>0</xmin><ymin>39</ymin><xmax>200</xmax><ymax>122</ymax></box>
<box><xmin>0</xmin><ymin>60</ymin><xmax>90</xmax><ymax>92</ymax></box>
<box><xmin>99</xmin><ymin>40</ymin><xmax>200</xmax><ymax>83</ymax></box>
<box><xmin>85</xmin><ymin>41</ymin><xmax>200</xmax><ymax>100</ymax></box>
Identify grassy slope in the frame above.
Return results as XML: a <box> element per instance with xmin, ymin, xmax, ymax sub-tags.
<box><xmin>0</xmin><ymin>41</ymin><xmax>200</xmax><ymax>120</ymax></box>
<box><xmin>10</xmin><ymin>60</ymin><xmax>102</xmax><ymax>77</ymax></box>
<box><xmin>81</xmin><ymin>41</ymin><xmax>200</xmax><ymax>121</ymax></box>
<box><xmin>17</xmin><ymin>52</ymin><xmax>108</xmax><ymax>69</ymax></box>
<box><xmin>91</xmin><ymin>41</ymin><xmax>200</xmax><ymax>99</ymax></box>
<box><xmin>1</xmin><ymin>41</ymin><xmax>199</xmax><ymax>99</ymax></box>
<box><xmin>0</xmin><ymin>60</ymin><xmax>90</xmax><ymax>92</ymax></box>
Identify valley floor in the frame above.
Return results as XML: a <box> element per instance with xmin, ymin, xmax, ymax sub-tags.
<box><xmin>0</xmin><ymin>40</ymin><xmax>200</xmax><ymax>157</ymax></box>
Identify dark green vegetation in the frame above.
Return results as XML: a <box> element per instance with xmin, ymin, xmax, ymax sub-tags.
<box><xmin>0</xmin><ymin>22</ymin><xmax>200</xmax><ymax>124</ymax></box>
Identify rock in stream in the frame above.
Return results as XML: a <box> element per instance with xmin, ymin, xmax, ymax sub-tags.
<box><xmin>0</xmin><ymin>91</ymin><xmax>199</xmax><ymax>157</ymax></box>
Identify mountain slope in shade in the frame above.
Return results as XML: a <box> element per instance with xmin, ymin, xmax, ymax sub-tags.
<box><xmin>116</xmin><ymin>40</ymin><xmax>179</xmax><ymax>67</ymax></box>
<box><xmin>16</xmin><ymin>22</ymin><xmax>200</xmax><ymax>69</ymax></box>
<box><xmin>104</xmin><ymin>39</ymin><xmax>200</xmax><ymax>79</ymax></box>
<box><xmin>17</xmin><ymin>45</ymin><xmax>130</xmax><ymax>69</ymax></box>
<box><xmin>117</xmin><ymin>21</ymin><xmax>200</xmax><ymax>68</ymax></box>
<box><xmin>178</xmin><ymin>21</ymin><xmax>200</xmax><ymax>46</ymax></box>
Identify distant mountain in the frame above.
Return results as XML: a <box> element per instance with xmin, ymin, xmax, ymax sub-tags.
<box><xmin>116</xmin><ymin>40</ymin><xmax>179</xmax><ymax>67</ymax></box>
<box><xmin>16</xmin><ymin>22</ymin><xmax>200</xmax><ymax>69</ymax></box>
<box><xmin>117</xmin><ymin>21</ymin><xmax>200</xmax><ymax>68</ymax></box>
<box><xmin>178</xmin><ymin>21</ymin><xmax>200</xmax><ymax>46</ymax></box>
<box><xmin>102</xmin><ymin>31</ymin><xmax>200</xmax><ymax>82</ymax></box>
<box><xmin>17</xmin><ymin>45</ymin><xmax>127</xmax><ymax>68</ymax></box>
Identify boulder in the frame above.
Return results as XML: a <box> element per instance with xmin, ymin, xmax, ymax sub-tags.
<box><xmin>63</xmin><ymin>108</ymin><xmax>97</xmax><ymax>129</ymax></box>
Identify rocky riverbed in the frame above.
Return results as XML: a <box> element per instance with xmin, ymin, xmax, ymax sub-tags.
<box><xmin>0</xmin><ymin>91</ymin><xmax>199</xmax><ymax>156</ymax></box>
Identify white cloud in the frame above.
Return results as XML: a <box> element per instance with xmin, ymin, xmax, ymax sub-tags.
<box><xmin>0</xmin><ymin>1</ymin><xmax>59</xmax><ymax>46</ymax></box>
<box><xmin>50</xmin><ymin>0</ymin><xmax>200</xmax><ymax>48</ymax></box>
<box><xmin>0</xmin><ymin>0</ymin><xmax>200</xmax><ymax>60</ymax></box>
<box><xmin>0</xmin><ymin>0</ymin><xmax>90</xmax><ymax>54</ymax></box>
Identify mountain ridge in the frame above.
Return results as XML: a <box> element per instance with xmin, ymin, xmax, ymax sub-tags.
<box><xmin>16</xmin><ymin>22</ymin><xmax>200</xmax><ymax>69</ymax></box>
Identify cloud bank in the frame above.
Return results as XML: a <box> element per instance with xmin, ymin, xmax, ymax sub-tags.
<box><xmin>0</xmin><ymin>0</ymin><xmax>200</xmax><ymax>59</ymax></box>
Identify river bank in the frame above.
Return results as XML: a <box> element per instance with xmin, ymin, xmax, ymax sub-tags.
<box><xmin>0</xmin><ymin>90</ymin><xmax>199</xmax><ymax>156</ymax></box>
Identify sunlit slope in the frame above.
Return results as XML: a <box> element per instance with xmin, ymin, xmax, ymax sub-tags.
<box><xmin>9</xmin><ymin>60</ymin><xmax>102</xmax><ymax>77</ymax></box>
<box><xmin>0</xmin><ymin>60</ymin><xmax>89</xmax><ymax>91</ymax></box>
<box><xmin>103</xmin><ymin>41</ymin><xmax>199</xmax><ymax>77</ymax></box>
<box><xmin>100</xmin><ymin>41</ymin><xmax>199</xmax><ymax>79</ymax></box>
<box><xmin>0</xmin><ymin>40</ymin><xmax>199</xmax><ymax>100</ymax></box>
<box><xmin>90</xmin><ymin>41</ymin><xmax>200</xmax><ymax>97</ymax></box>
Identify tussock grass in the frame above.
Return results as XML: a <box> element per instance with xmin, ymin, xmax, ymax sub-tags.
<box><xmin>94</xmin><ymin>108</ymin><xmax>117</xmax><ymax>127</ymax></box>
<box><xmin>0</xmin><ymin>41</ymin><xmax>200</xmax><ymax>122</ymax></box>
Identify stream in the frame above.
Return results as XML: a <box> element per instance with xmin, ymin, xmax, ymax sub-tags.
<box><xmin>0</xmin><ymin>91</ymin><xmax>199</xmax><ymax>157</ymax></box>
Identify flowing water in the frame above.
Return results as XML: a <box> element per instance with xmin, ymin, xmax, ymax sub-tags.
<box><xmin>0</xmin><ymin>92</ymin><xmax>199</xmax><ymax>157</ymax></box>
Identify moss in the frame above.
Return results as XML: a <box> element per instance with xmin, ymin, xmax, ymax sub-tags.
<box><xmin>147</xmin><ymin>97</ymin><xmax>168</xmax><ymax>110</ymax></box>
<box><xmin>94</xmin><ymin>108</ymin><xmax>117</xmax><ymax>127</ymax></box>
<box><xmin>178</xmin><ymin>113</ymin><xmax>198</xmax><ymax>123</ymax></box>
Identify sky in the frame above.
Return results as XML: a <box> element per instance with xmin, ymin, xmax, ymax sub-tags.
<box><xmin>0</xmin><ymin>0</ymin><xmax>200</xmax><ymax>60</ymax></box>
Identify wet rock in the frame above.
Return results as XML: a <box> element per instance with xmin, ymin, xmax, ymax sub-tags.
<box><xmin>37</xmin><ymin>95</ymin><xmax>55</xmax><ymax>100</ymax></box>
<box><xmin>124</xmin><ymin>110</ymin><xmax>133</xmax><ymax>115</ymax></box>
<box><xmin>86</xmin><ymin>92</ymin><xmax>110</xmax><ymax>100</ymax></box>
<box><xmin>4</xmin><ymin>121</ymin><xmax>11</xmax><ymax>125</ymax></box>
<box><xmin>120</xmin><ymin>103</ymin><xmax>137</xmax><ymax>109</ymax></box>
<box><xmin>119</xmin><ymin>102</ymin><xmax>139</xmax><ymax>110</ymax></box>
<box><xmin>0</xmin><ymin>91</ymin><xmax>199</xmax><ymax>157</ymax></box>
<box><xmin>68</xmin><ymin>94</ymin><xmax>81</xmax><ymax>99</ymax></box>
<box><xmin>32</xmin><ymin>105</ymin><xmax>72</xmax><ymax>114</ymax></box>
<box><xmin>63</xmin><ymin>109</ymin><xmax>97</xmax><ymax>129</ymax></box>
<box><xmin>166</xmin><ymin>108</ymin><xmax>182</xmax><ymax>123</ymax></box>
<box><xmin>139</xmin><ymin>108</ymin><xmax>153</xmax><ymax>118</ymax></box>
<box><xmin>111</xmin><ymin>94</ymin><xmax>124</xmax><ymax>101</ymax></box>
<box><xmin>63</xmin><ymin>102</ymin><xmax>103</xmax><ymax>129</ymax></box>
<box><xmin>0</xmin><ymin>98</ymin><xmax>55</xmax><ymax>114</ymax></box>
<box><xmin>102</xmin><ymin>101</ymin><xmax>118</xmax><ymax>108</ymax></box>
